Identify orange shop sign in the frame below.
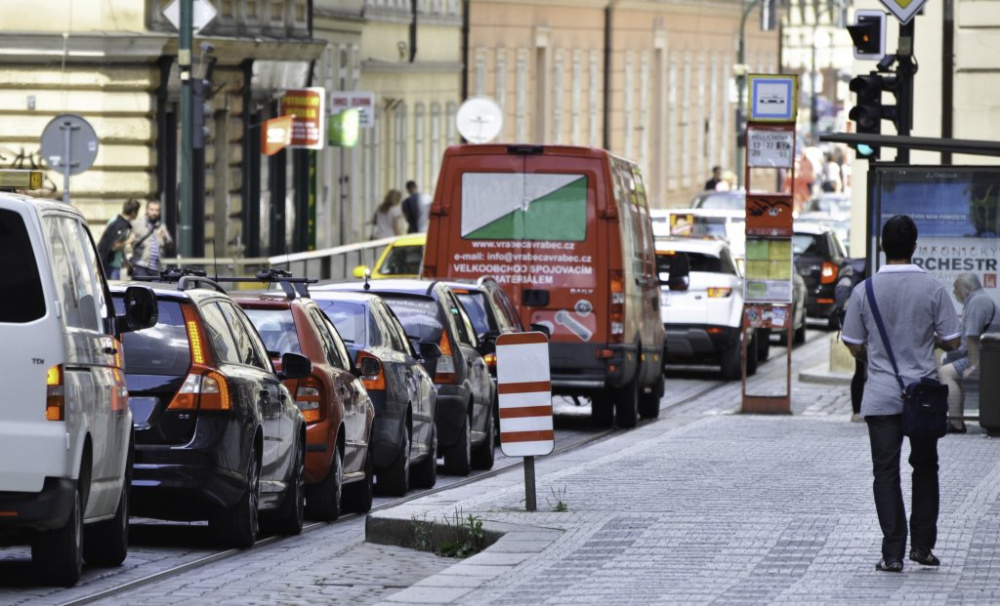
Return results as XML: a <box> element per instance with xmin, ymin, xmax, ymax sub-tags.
<box><xmin>261</xmin><ymin>115</ymin><xmax>293</xmax><ymax>156</ymax></box>
<box><xmin>279</xmin><ymin>87</ymin><xmax>326</xmax><ymax>150</ymax></box>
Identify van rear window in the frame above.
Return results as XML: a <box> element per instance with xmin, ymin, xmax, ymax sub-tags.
<box><xmin>0</xmin><ymin>209</ymin><xmax>45</xmax><ymax>323</ymax></box>
<box><xmin>460</xmin><ymin>173</ymin><xmax>588</xmax><ymax>241</ymax></box>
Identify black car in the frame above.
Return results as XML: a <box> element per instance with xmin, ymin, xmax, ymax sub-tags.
<box><xmin>309</xmin><ymin>289</ymin><xmax>439</xmax><ymax>495</ymax></box>
<box><xmin>793</xmin><ymin>222</ymin><xmax>849</xmax><ymax>328</ymax></box>
<box><xmin>112</xmin><ymin>276</ymin><xmax>310</xmax><ymax>548</ymax></box>
<box><xmin>321</xmin><ymin>279</ymin><xmax>495</xmax><ymax>475</ymax></box>
<box><xmin>440</xmin><ymin>277</ymin><xmax>526</xmax><ymax>378</ymax></box>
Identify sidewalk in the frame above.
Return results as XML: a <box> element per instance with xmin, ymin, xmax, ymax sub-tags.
<box><xmin>368</xmin><ymin>337</ymin><xmax>1000</xmax><ymax>605</ymax></box>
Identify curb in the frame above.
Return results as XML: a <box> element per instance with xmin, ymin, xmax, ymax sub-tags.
<box><xmin>798</xmin><ymin>364</ymin><xmax>852</xmax><ymax>385</ymax></box>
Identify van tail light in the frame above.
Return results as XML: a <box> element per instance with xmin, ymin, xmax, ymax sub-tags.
<box><xmin>46</xmin><ymin>364</ymin><xmax>64</xmax><ymax>421</ymax></box>
<box><xmin>294</xmin><ymin>375</ymin><xmax>326</xmax><ymax>424</ymax></box>
<box><xmin>707</xmin><ymin>287</ymin><xmax>732</xmax><ymax>298</ymax></box>
<box><xmin>168</xmin><ymin>368</ymin><xmax>232</xmax><ymax>411</ymax></box>
<box><xmin>435</xmin><ymin>331</ymin><xmax>459</xmax><ymax>384</ymax></box>
<box><xmin>820</xmin><ymin>261</ymin><xmax>839</xmax><ymax>285</ymax></box>
<box><xmin>609</xmin><ymin>270</ymin><xmax>625</xmax><ymax>344</ymax></box>
<box><xmin>181</xmin><ymin>305</ymin><xmax>213</xmax><ymax>366</ymax></box>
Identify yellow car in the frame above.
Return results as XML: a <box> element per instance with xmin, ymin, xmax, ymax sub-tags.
<box><xmin>353</xmin><ymin>233</ymin><xmax>426</xmax><ymax>279</ymax></box>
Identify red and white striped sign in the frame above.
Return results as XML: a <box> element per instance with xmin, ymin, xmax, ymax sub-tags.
<box><xmin>496</xmin><ymin>332</ymin><xmax>553</xmax><ymax>457</ymax></box>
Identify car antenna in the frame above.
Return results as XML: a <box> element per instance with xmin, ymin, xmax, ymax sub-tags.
<box><xmin>211</xmin><ymin>238</ymin><xmax>219</xmax><ymax>282</ymax></box>
<box><xmin>364</xmin><ymin>267</ymin><xmax>372</xmax><ymax>291</ymax></box>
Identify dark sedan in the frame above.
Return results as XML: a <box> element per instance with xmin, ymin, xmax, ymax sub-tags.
<box><xmin>309</xmin><ymin>290</ymin><xmax>439</xmax><ymax>495</ymax></box>
<box><xmin>319</xmin><ymin>280</ymin><xmax>496</xmax><ymax>475</ymax></box>
<box><xmin>793</xmin><ymin>222</ymin><xmax>849</xmax><ymax>328</ymax></box>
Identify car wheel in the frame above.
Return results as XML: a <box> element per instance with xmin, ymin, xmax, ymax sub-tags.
<box><xmin>377</xmin><ymin>422</ymin><xmax>411</xmax><ymax>497</ymax></box>
<box><xmin>794</xmin><ymin>319</ymin><xmax>807</xmax><ymax>345</ymax></box>
<box><xmin>266</xmin><ymin>437</ymin><xmax>305</xmax><ymax>536</ymax></box>
<box><xmin>590</xmin><ymin>391</ymin><xmax>614</xmax><ymax>428</ymax></box>
<box><xmin>33</xmin><ymin>487</ymin><xmax>83</xmax><ymax>586</ymax></box>
<box><xmin>471</xmin><ymin>402</ymin><xmax>496</xmax><ymax>471</ymax></box>
<box><xmin>443</xmin><ymin>413</ymin><xmax>472</xmax><ymax>476</ymax></box>
<box><xmin>410</xmin><ymin>425</ymin><xmax>438</xmax><ymax>489</ymax></box>
<box><xmin>756</xmin><ymin>329</ymin><xmax>771</xmax><ymax>362</ymax></box>
<box><xmin>342</xmin><ymin>439</ymin><xmax>374</xmax><ymax>513</ymax></box>
<box><xmin>305</xmin><ymin>443</ymin><xmax>342</xmax><ymax>522</ymax></box>
<box><xmin>211</xmin><ymin>447</ymin><xmax>260</xmax><ymax>549</ymax></box>
<box><xmin>746</xmin><ymin>333</ymin><xmax>759</xmax><ymax>376</ymax></box>
<box><xmin>615</xmin><ymin>376</ymin><xmax>640</xmax><ymax>429</ymax></box>
<box><xmin>638</xmin><ymin>373</ymin><xmax>663</xmax><ymax>420</ymax></box>
<box><xmin>83</xmin><ymin>450</ymin><xmax>130</xmax><ymax>567</ymax></box>
<box><xmin>720</xmin><ymin>341</ymin><xmax>742</xmax><ymax>381</ymax></box>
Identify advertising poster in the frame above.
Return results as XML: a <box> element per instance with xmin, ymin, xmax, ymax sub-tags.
<box><xmin>877</xmin><ymin>167</ymin><xmax>1000</xmax><ymax>308</ymax></box>
<box><xmin>744</xmin><ymin>238</ymin><xmax>793</xmax><ymax>303</ymax></box>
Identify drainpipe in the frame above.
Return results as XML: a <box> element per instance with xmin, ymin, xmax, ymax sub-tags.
<box><xmin>942</xmin><ymin>0</ymin><xmax>954</xmax><ymax>165</ymax></box>
<box><xmin>461</xmin><ymin>0</ymin><xmax>470</xmax><ymax>100</ymax></box>
<box><xmin>410</xmin><ymin>0</ymin><xmax>418</xmax><ymax>62</ymax></box>
<box><xmin>603</xmin><ymin>3</ymin><xmax>612</xmax><ymax>151</ymax></box>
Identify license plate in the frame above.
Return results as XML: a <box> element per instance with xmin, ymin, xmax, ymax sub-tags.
<box><xmin>128</xmin><ymin>397</ymin><xmax>159</xmax><ymax>428</ymax></box>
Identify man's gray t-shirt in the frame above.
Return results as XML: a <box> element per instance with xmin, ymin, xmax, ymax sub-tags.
<box><xmin>841</xmin><ymin>265</ymin><xmax>960</xmax><ymax>416</ymax></box>
<box><xmin>962</xmin><ymin>288</ymin><xmax>997</xmax><ymax>339</ymax></box>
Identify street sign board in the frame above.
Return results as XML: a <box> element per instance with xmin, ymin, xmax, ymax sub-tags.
<box><xmin>747</xmin><ymin>128</ymin><xmax>794</xmax><ymax>168</ymax></box>
<box><xmin>330</xmin><ymin>92</ymin><xmax>376</xmax><ymax>129</ymax></box>
<box><xmin>162</xmin><ymin>0</ymin><xmax>218</xmax><ymax>34</ymax></box>
<box><xmin>279</xmin><ymin>88</ymin><xmax>326</xmax><ymax>150</ymax></box>
<box><xmin>262</xmin><ymin>116</ymin><xmax>293</xmax><ymax>156</ymax></box>
<box><xmin>496</xmin><ymin>332</ymin><xmax>553</xmax><ymax>458</ymax></box>
<box><xmin>40</xmin><ymin>114</ymin><xmax>98</xmax><ymax>176</ymax></box>
<box><xmin>747</xmin><ymin>75</ymin><xmax>797</xmax><ymax>122</ymax></box>
<box><xmin>877</xmin><ymin>0</ymin><xmax>928</xmax><ymax>25</ymax></box>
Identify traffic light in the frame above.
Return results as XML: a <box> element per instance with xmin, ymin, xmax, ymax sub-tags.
<box><xmin>192</xmin><ymin>78</ymin><xmax>212</xmax><ymax>149</ymax></box>
<box><xmin>847</xmin><ymin>10</ymin><xmax>886</xmax><ymax>61</ymax></box>
<box><xmin>848</xmin><ymin>72</ymin><xmax>898</xmax><ymax>160</ymax></box>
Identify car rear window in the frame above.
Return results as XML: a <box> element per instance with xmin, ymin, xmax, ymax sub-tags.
<box><xmin>381</xmin><ymin>295</ymin><xmax>444</xmax><ymax>343</ymax></box>
<box><xmin>693</xmin><ymin>193</ymin><xmax>745</xmax><ymax>210</ymax></box>
<box><xmin>113</xmin><ymin>299</ymin><xmax>191</xmax><ymax>376</ymax></box>
<box><xmin>656</xmin><ymin>252</ymin><xmax>722</xmax><ymax>274</ymax></box>
<box><xmin>243</xmin><ymin>308</ymin><xmax>301</xmax><ymax>355</ymax></box>
<box><xmin>0</xmin><ymin>209</ymin><xmax>45</xmax><ymax>323</ymax></box>
<box><xmin>455</xmin><ymin>292</ymin><xmax>490</xmax><ymax>336</ymax></box>
<box><xmin>792</xmin><ymin>234</ymin><xmax>825</xmax><ymax>256</ymax></box>
<box><xmin>315</xmin><ymin>300</ymin><xmax>367</xmax><ymax>345</ymax></box>
<box><xmin>460</xmin><ymin>173</ymin><xmax>588</xmax><ymax>241</ymax></box>
<box><xmin>378</xmin><ymin>245</ymin><xmax>423</xmax><ymax>276</ymax></box>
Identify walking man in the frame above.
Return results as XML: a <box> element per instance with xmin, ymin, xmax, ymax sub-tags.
<box><xmin>940</xmin><ymin>272</ymin><xmax>999</xmax><ymax>433</ymax></box>
<box><xmin>704</xmin><ymin>166</ymin><xmax>722</xmax><ymax>191</ymax></box>
<box><xmin>840</xmin><ymin>215</ymin><xmax>961</xmax><ymax>573</ymax></box>
<box><xmin>129</xmin><ymin>200</ymin><xmax>172</xmax><ymax>278</ymax></box>
<box><xmin>96</xmin><ymin>198</ymin><xmax>140</xmax><ymax>279</ymax></box>
<box><xmin>402</xmin><ymin>180</ymin><xmax>422</xmax><ymax>233</ymax></box>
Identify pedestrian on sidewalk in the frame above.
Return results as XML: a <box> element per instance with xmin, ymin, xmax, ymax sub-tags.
<box><xmin>371</xmin><ymin>189</ymin><xmax>404</xmax><ymax>239</ymax></box>
<box><xmin>940</xmin><ymin>272</ymin><xmax>999</xmax><ymax>433</ymax></box>
<box><xmin>704</xmin><ymin>166</ymin><xmax>722</xmax><ymax>191</ymax></box>
<box><xmin>835</xmin><ymin>258</ymin><xmax>868</xmax><ymax>422</ymax></box>
<box><xmin>840</xmin><ymin>214</ymin><xmax>961</xmax><ymax>573</ymax></box>
<box><xmin>96</xmin><ymin>198</ymin><xmax>140</xmax><ymax>279</ymax></box>
<box><xmin>401</xmin><ymin>180</ymin><xmax>422</xmax><ymax>233</ymax></box>
<box><xmin>129</xmin><ymin>200</ymin><xmax>172</xmax><ymax>278</ymax></box>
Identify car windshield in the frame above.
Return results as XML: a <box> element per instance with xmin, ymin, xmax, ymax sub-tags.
<box><xmin>0</xmin><ymin>209</ymin><xmax>45</xmax><ymax>323</ymax></box>
<box><xmin>692</xmin><ymin>192</ymin><xmax>745</xmax><ymax>210</ymax></box>
<box><xmin>112</xmin><ymin>298</ymin><xmax>192</xmax><ymax>376</ymax></box>
<box><xmin>381</xmin><ymin>295</ymin><xmax>444</xmax><ymax>343</ymax></box>
<box><xmin>455</xmin><ymin>291</ymin><xmax>491</xmax><ymax>336</ymax></box>
<box><xmin>377</xmin><ymin>245</ymin><xmax>424</xmax><ymax>275</ymax></box>
<box><xmin>315</xmin><ymin>300</ymin><xmax>366</xmax><ymax>345</ymax></box>
<box><xmin>242</xmin><ymin>308</ymin><xmax>301</xmax><ymax>355</ymax></box>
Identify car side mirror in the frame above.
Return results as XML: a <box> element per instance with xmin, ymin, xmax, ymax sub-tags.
<box><xmin>359</xmin><ymin>355</ymin><xmax>382</xmax><ymax>378</ymax></box>
<box><xmin>529</xmin><ymin>323</ymin><xmax>551</xmax><ymax>338</ymax></box>
<box><xmin>478</xmin><ymin>330</ymin><xmax>500</xmax><ymax>354</ymax></box>
<box><xmin>352</xmin><ymin>265</ymin><xmax>370</xmax><ymax>279</ymax></box>
<box><xmin>278</xmin><ymin>352</ymin><xmax>312</xmax><ymax>380</ymax></box>
<box><xmin>118</xmin><ymin>286</ymin><xmax>158</xmax><ymax>334</ymax></box>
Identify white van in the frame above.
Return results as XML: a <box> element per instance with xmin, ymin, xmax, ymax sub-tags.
<box><xmin>0</xmin><ymin>171</ymin><xmax>157</xmax><ymax>586</ymax></box>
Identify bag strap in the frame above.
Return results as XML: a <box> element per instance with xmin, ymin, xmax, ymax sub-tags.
<box><xmin>865</xmin><ymin>278</ymin><xmax>906</xmax><ymax>394</ymax></box>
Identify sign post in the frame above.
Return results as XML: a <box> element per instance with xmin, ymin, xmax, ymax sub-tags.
<box><xmin>40</xmin><ymin>114</ymin><xmax>98</xmax><ymax>204</ymax></box>
<box><xmin>495</xmin><ymin>332</ymin><xmax>553</xmax><ymax>512</ymax></box>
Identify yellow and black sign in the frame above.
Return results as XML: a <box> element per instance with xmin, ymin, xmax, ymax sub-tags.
<box><xmin>0</xmin><ymin>170</ymin><xmax>43</xmax><ymax>191</ymax></box>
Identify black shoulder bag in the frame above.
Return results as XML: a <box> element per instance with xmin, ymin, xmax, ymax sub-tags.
<box><xmin>865</xmin><ymin>279</ymin><xmax>949</xmax><ymax>439</ymax></box>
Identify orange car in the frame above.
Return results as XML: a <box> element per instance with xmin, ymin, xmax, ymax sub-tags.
<box><xmin>235</xmin><ymin>290</ymin><xmax>376</xmax><ymax>521</ymax></box>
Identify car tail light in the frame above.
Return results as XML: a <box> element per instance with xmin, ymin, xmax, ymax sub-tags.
<box><xmin>820</xmin><ymin>261</ymin><xmax>839</xmax><ymax>285</ymax></box>
<box><xmin>181</xmin><ymin>305</ymin><xmax>212</xmax><ymax>366</ymax></box>
<box><xmin>46</xmin><ymin>364</ymin><xmax>64</xmax><ymax>421</ymax></box>
<box><xmin>168</xmin><ymin>370</ymin><xmax>232</xmax><ymax>411</ymax></box>
<box><xmin>707</xmin><ymin>287</ymin><xmax>732</xmax><ymax>298</ymax></box>
<box><xmin>295</xmin><ymin>375</ymin><xmax>325</xmax><ymax>424</ymax></box>
<box><xmin>435</xmin><ymin>331</ymin><xmax>458</xmax><ymax>384</ymax></box>
<box><xmin>168</xmin><ymin>374</ymin><xmax>202</xmax><ymax>410</ymax></box>
<box><xmin>609</xmin><ymin>270</ymin><xmax>625</xmax><ymax>344</ymax></box>
<box><xmin>483</xmin><ymin>352</ymin><xmax>497</xmax><ymax>370</ymax></box>
<box><xmin>357</xmin><ymin>352</ymin><xmax>388</xmax><ymax>392</ymax></box>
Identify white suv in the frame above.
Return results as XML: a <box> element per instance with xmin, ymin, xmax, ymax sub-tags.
<box><xmin>656</xmin><ymin>236</ymin><xmax>759</xmax><ymax>381</ymax></box>
<box><xmin>0</xmin><ymin>174</ymin><xmax>157</xmax><ymax>586</ymax></box>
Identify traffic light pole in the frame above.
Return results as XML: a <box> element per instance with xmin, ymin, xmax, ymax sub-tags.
<box><xmin>178</xmin><ymin>0</ymin><xmax>193</xmax><ymax>258</ymax></box>
<box><xmin>894</xmin><ymin>20</ymin><xmax>915</xmax><ymax>163</ymax></box>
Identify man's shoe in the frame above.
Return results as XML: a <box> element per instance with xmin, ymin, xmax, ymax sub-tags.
<box><xmin>876</xmin><ymin>559</ymin><xmax>904</xmax><ymax>572</ymax></box>
<box><xmin>910</xmin><ymin>548</ymin><xmax>941</xmax><ymax>567</ymax></box>
<box><xmin>947</xmin><ymin>424</ymin><xmax>967</xmax><ymax>434</ymax></box>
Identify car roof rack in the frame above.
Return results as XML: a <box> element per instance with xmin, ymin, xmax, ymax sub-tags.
<box><xmin>213</xmin><ymin>268</ymin><xmax>317</xmax><ymax>300</ymax></box>
<box><xmin>132</xmin><ymin>267</ymin><xmax>228</xmax><ymax>294</ymax></box>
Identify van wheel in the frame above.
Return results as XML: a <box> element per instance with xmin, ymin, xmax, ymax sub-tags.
<box><xmin>410</xmin><ymin>425</ymin><xmax>438</xmax><ymax>489</ymax></box>
<box><xmin>211</xmin><ymin>449</ymin><xmax>260</xmax><ymax>548</ymax></box>
<box><xmin>443</xmin><ymin>415</ymin><xmax>472</xmax><ymax>476</ymax></box>
<box><xmin>471</xmin><ymin>403</ymin><xmax>496</xmax><ymax>471</ymax></box>
<box><xmin>33</xmin><ymin>487</ymin><xmax>83</xmax><ymax>586</ymax></box>
<box><xmin>305</xmin><ymin>444</ymin><xmax>342</xmax><ymax>521</ymax></box>
<box><xmin>377</xmin><ymin>424</ymin><xmax>411</xmax><ymax>496</ymax></box>
<box><xmin>720</xmin><ymin>341</ymin><xmax>742</xmax><ymax>381</ymax></box>
<box><xmin>265</xmin><ymin>438</ymin><xmax>304</xmax><ymax>536</ymax></box>
<box><xmin>342</xmin><ymin>440</ymin><xmax>375</xmax><ymax>513</ymax></box>
<box><xmin>590</xmin><ymin>392</ymin><xmax>614</xmax><ymax>428</ymax></box>
<box><xmin>615</xmin><ymin>377</ymin><xmax>640</xmax><ymax>429</ymax></box>
<box><xmin>83</xmin><ymin>476</ymin><xmax>129</xmax><ymax>567</ymax></box>
<box><xmin>638</xmin><ymin>373</ymin><xmax>664</xmax><ymax>420</ymax></box>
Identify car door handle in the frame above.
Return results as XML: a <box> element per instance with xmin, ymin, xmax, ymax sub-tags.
<box><xmin>103</xmin><ymin>346</ymin><xmax>118</xmax><ymax>355</ymax></box>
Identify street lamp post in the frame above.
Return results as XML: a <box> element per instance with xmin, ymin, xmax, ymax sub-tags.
<box><xmin>735</xmin><ymin>0</ymin><xmax>759</xmax><ymax>190</ymax></box>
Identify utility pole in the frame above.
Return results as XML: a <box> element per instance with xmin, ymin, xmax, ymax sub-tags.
<box><xmin>178</xmin><ymin>0</ymin><xmax>194</xmax><ymax>257</ymax></box>
<box><xmin>735</xmin><ymin>0</ymin><xmax>759</xmax><ymax>189</ymax></box>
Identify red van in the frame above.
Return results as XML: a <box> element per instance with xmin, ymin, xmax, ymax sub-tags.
<box><xmin>423</xmin><ymin>144</ymin><xmax>664</xmax><ymax>428</ymax></box>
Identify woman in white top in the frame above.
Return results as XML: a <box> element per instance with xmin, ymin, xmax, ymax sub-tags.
<box><xmin>372</xmin><ymin>189</ymin><xmax>405</xmax><ymax>239</ymax></box>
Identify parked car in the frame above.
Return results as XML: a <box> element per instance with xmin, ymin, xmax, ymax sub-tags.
<box><xmin>353</xmin><ymin>233</ymin><xmax>426</xmax><ymax>280</ymax></box>
<box><xmin>319</xmin><ymin>279</ymin><xmax>495</xmax><ymax>475</ymax></box>
<box><xmin>690</xmin><ymin>190</ymin><xmax>746</xmax><ymax>211</ymax></box>
<box><xmin>793</xmin><ymin>222</ymin><xmax>849</xmax><ymax>328</ymax></box>
<box><xmin>655</xmin><ymin>236</ymin><xmax>761</xmax><ymax>381</ymax></box>
<box><xmin>422</xmin><ymin>144</ymin><xmax>665</xmax><ymax>428</ymax></box>
<box><xmin>308</xmin><ymin>289</ymin><xmax>439</xmax><ymax>495</ymax></box>
<box><xmin>111</xmin><ymin>275</ymin><xmax>310</xmax><ymax>548</ymax></box>
<box><xmin>233</xmin><ymin>289</ymin><xmax>376</xmax><ymax>519</ymax></box>
<box><xmin>797</xmin><ymin>212</ymin><xmax>851</xmax><ymax>253</ymax></box>
<box><xmin>774</xmin><ymin>271</ymin><xmax>809</xmax><ymax>347</ymax></box>
<box><xmin>0</xmin><ymin>178</ymin><xmax>157</xmax><ymax>586</ymax></box>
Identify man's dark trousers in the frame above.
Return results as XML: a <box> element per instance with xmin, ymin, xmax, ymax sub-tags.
<box><xmin>866</xmin><ymin>414</ymin><xmax>939</xmax><ymax>561</ymax></box>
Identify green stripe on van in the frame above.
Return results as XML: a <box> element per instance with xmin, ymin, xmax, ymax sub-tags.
<box><xmin>465</xmin><ymin>177</ymin><xmax>587</xmax><ymax>241</ymax></box>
